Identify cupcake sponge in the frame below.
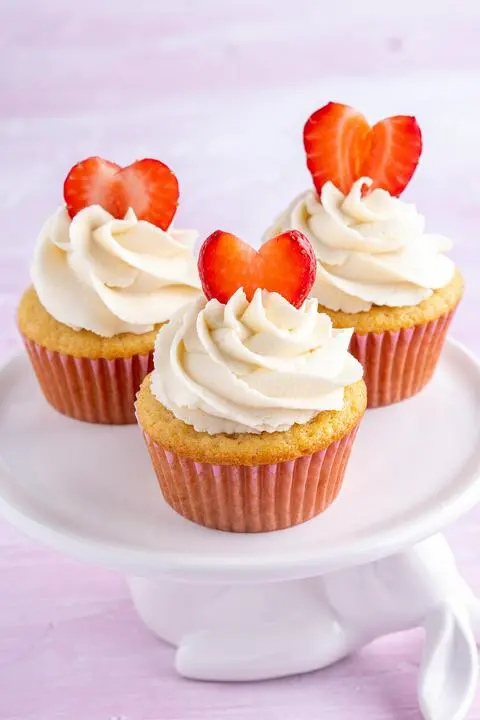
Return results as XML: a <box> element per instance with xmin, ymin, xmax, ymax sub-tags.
<box><xmin>135</xmin><ymin>375</ymin><xmax>367</xmax><ymax>465</ymax></box>
<box><xmin>18</xmin><ymin>287</ymin><xmax>160</xmax><ymax>359</ymax></box>
<box><xmin>317</xmin><ymin>270</ymin><xmax>464</xmax><ymax>334</ymax></box>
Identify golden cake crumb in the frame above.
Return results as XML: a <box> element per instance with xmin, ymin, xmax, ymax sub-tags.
<box><xmin>318</xmin><ymin>270</ymin><xmax>464</xmax><ymax>334</ymax></box>
<box><xmin>17</xmin><ymin>286</ymin><xmax>161</xmax><ymax>359</ymax></box>
<box><xmin>136</xmin><ymin>376</ymin><xmax>367</xmax><ymax>465</ymax></box>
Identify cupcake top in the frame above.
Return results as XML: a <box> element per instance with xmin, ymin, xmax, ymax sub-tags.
<box><xmin>265</xmin><ymin>102</ymin><xmax>455</xmax><ymax>313</ymax></box>
<box><xmin>151</xmin><ymin>228</ymin><xmax>363</xmax><ymax>435</ymax></box>
<box><xmin>32</xmin><ymin>157</ymin><xmax>202</xmax><ymax>337</ymax></box>
<box><xmin>269</xmin><ymin>177</ymin><xmax>455</xmax><ymax>313</ymax></box>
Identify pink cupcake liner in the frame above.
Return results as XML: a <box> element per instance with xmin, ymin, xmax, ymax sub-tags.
<box><xmin>349</xmin><ymin>308</ymin><xmax>456</xmax><ymax>408</ymax></box>
<box><xmin>22</xmin><ymin>337</ymin><xmax>153</xmax><ymax>424</ymax></box>
<box><xmin>143</xmin><ymin>424</ymin><xmax>360</xmax><ymax>532</ymax></box>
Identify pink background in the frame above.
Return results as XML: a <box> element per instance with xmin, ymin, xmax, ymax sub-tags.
<box><xmin>2</xmin><ymin>1</ymin><xmax>480</xmax><ymax>718</ymax></box>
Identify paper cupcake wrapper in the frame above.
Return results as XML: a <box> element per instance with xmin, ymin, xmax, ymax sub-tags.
<box><xmin>22</xmin><ymin>337</ymin><xmax>153</xmax><ymax>424</ymax></box>
<box><xmin>350</xmin><ymin>308</ymin><xmax>456</xmax><ymax>408</ymax></box>
<box><xmin>143</xmin><ymin>424</ymin><xmax>360</xmax><ymax>532</ymax></box>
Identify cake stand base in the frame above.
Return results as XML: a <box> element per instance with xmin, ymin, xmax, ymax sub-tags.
<box><xmin>127</xmin><ymin>533</ymin><xmax>480</xmax><ymax>719</ymax></box>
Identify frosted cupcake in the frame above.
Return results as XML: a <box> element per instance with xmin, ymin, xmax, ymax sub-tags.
<box><xmin>18</xmin><ymin>157</ymin><xmax>202</xmax><ymax>424</ymax></box>
<box><xmin>265</xmin><ymin>102</ymin><xmax>463</xmax><ymax>407</ymax></box>
<box><xmin>136</xmin><ymin>229</ymin><xmax>366</xmax><ymax>532</ymax></box>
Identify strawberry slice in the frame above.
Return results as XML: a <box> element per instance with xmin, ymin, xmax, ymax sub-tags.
<box><xmin>118</xmin><ymin>159</ymin><xmax>179</xmax><ymax>230</ymax></box>
<box><xmin>198</xmin><ymin>230</ymin><xmax>316</xmax><ymax>308</ymax></box>
<box><xmin>304</xmin><ymin>103</ymin><xmax>371</xmax><ymax>196</ymax></box>
<box><xmin>64</xmin><ymin>157</ymin><xmax>122</xmax><ymax>219</ymax></box>
<box><xmin>64</xmin><ymin>157</ymin><xmax>179</xmax><ymax>230</ymax></box>
<box><xmin>366</xmin><ymin>115</ymin><xmax>423</xmax><ymax>196</ymax></box>
<box><xmin>303</xmin><ymin>102</ymin><xmax>422</xmax><ymax>197</ymax></box>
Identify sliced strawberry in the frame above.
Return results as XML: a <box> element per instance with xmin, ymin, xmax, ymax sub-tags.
<box><xmin>304</xmin><ymin>102</ymin><xmax>370</xmax><ymax>196</ymax></box>
<box><xmin>64</xmin><ymin>157</ymin><xmax>179</xmax><ymax>229</ymax></box>
<box><xmin>64</xmin><ymin>157</ymin><xmax>122</xmax><ymax>219</ymax></box>
<box><xmin>303</xmin><ymin>102</ymin><xmax>422</xmax><ymax>197</ymax></box>
<box><xmin>198</xmin><ymin>230</ymin><xmax>316</xmax><ymax>308</ymax></box>
<box><xmin>365</xmin><ymin>116</ymin><xmax>422</xmax><ymax>195</ymax></box>
<box><xmin>118</xmin><ymin>159</ymin><xmax>179</xmax><ymax>230</ymax></box>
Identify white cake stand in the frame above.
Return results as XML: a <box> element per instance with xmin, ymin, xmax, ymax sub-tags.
<box><xmin>1</xmin><ymin>339</ymin><xmax>480</xmax><ymax>720</ymax></box>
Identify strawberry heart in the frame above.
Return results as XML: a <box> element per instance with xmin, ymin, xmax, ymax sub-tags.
<box><xmin>63</xmin><ymin>156</ymin><xmax>179</xmax><ymax>230</ymax></box>
<box><xmin>304</xmin><ymin>102</ymin><xmax>422</xmax><ymax>197</ymax></box>
<box><xmin>198</xmin><ymin>230</ymin><xmax>317</xmax><ymax>308</ymax></box>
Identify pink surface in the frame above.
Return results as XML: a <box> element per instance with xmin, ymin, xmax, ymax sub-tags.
<box><xmin>1</xmin><ymin>1</ymin><xmax>480</xmax><ymax>718</ymax></box>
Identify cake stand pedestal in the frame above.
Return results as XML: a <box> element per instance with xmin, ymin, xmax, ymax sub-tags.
<box><xmin>1</xmin><ymin>340</ymin><xmax>480</xmax><ymax>720</ymax></box>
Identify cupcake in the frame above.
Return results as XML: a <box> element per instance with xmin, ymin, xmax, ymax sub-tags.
<box><xmin>265</xmin><ymin>102</ymin><xmax>463</xmax><ymax>407</ymax></box>
<box><xmin>136</xmin><ymin>228</ymin><xmax>366</xmax><ymax>532</ymax></box>
<box><xmin>18</xmin><ymin>157</ymin><xmax>202</xmax><ymax>424</ymax></box>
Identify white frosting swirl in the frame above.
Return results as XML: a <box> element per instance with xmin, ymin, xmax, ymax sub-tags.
<box><xmin>267</xmin><ymin>177</ymin><xmax>455</xmax><ymax>313</ymax></box>
<box><xmin>151</xmin><ymin>288</ymin><xmax>363</xmax><ymax>435</ymax></box>
<box><xmin>32</xmin><ymin>205</ymin><xmax>202</xmax><ymax>337</ymax></box>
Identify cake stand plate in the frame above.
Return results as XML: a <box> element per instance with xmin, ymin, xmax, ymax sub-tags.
<box><xmin>1</xmin><ymin>339</ymin><xmax>480</xmax><ymax>720</ymax></box>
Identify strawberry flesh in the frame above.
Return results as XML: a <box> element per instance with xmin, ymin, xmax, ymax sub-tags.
<box><xmin>198</xmin><ymin>230</ymin><xmax>317</xmax><ymax>308</ymax></box>
<box><xmin>304</xmin><ymin>102</ymin><xmax>422</xmax><ymax>197</ymax></box>
<box><xmin>64</xmin><ymin>156</ymin><xmax>179</xmax><ymax>230</ymax></box>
